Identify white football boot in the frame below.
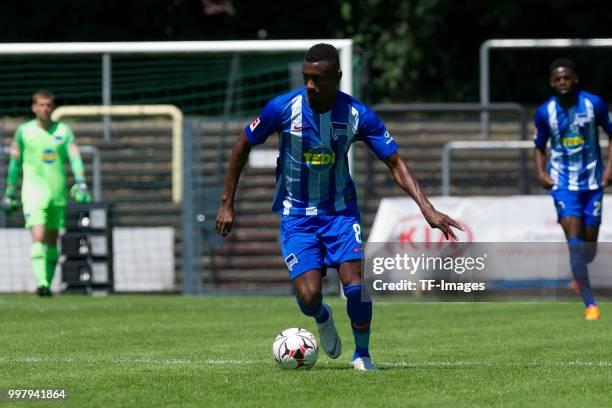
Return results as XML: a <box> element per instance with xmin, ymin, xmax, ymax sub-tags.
<box><xmin>352</xmin><ymin>356</ymin><xmax>378</xmax><ymax>371</ymax></box>
<box><xmin>316</xmin><ymin>304</ymin><xmax>342</xmax><ymax>359</ymax></box>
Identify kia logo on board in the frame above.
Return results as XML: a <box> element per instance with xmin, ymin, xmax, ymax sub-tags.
<box><xmin>383</xmin><ymin>214</ymin><xmax>474</xmax><ymax>256</ymax></box>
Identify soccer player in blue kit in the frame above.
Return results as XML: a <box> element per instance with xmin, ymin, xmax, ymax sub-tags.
<box><xmin>216</xmin><ymin>44</ymin><xmax>463</xmax><ymax>370</ymax></box>
<box><xmin>534</xmin><ymin>58</ymin><xmax>612</xmax><ymax>321</ymax></box>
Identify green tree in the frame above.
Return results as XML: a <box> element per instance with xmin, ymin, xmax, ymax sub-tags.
<box><xmin>338</xmin><ymin>0</ymin><xmax>612</xmax><ymax>103</ymax></box>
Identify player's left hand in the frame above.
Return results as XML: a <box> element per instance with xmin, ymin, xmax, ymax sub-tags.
<box><xmin>602</xmin><ymin>168</ymin><xmax>612</xmax><ymax>187</ymax></box>
<box><xmin>420</xmin><ymin>205</ymin><xmax>464</xmax><ymax>241</ymax></box>
<box><xmin>70</xmin><ymin>183</ymin><xmax>92</xmax><ymax>203</ymax></box>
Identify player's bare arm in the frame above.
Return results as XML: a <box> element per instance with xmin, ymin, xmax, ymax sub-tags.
<box><xmin>534</xmin><ymin>146</ymin><xmax>555</xmax><ymax>189</ymax></box>
<box><xmin>383</xmin><ymin>152</ymin><xmax>463</xmax><ymax>240</ymax></box>
<box><xmin>602</xmin><ymin>135</ymin><xmax>612</xmax><ymax>187</ymax></box>
<box><xmin>216</xmin><ymin>130</ymin><xmax>252</xmax><ymax>237</ymax></box>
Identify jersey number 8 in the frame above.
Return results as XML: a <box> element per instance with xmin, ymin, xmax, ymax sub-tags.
<box><xmin>353</xmin><ymin>224</ymin><xmax>362</xmax><ymax>244</ymax></box>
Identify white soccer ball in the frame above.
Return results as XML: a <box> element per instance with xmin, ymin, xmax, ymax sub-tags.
<box><xmin>272</xmin><ymin>328</ymin><xmax>318</xmax><ymax>369</ymax></box>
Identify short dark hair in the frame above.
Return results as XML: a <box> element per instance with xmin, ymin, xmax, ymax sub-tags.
<box><xmin>549</xmin><ymin>58</ymin><xmax>576</xmax><ymax>74</ymax></box>
<box><xmin>32</xmin><ymin>89</ymin><xmax>55</xmax><ymax>103</ymax></box>
<box><xmin>304</xmin><ymin>43</ymin><xmax>340</xmax><ymax>70</ymax></box>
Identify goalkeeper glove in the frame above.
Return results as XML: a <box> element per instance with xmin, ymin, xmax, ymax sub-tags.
<box><xmin>70</xmin><ymin>182</ymin><xmax>92</xmax><ymax>203</ymax></box>
<box><xmin>1</xmin><ymin>186</ymin><xmax>18</xmax><ymax>214</ymax></box>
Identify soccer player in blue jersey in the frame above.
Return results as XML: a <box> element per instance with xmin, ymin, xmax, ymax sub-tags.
<box><xmin>216</xmin><ymin>43</ymin><xmax>463</xmax><ymax>370</ymax></box>
<box><xmin>534</xmin><ymin>58</ymin><xmax>612</xmax><ymax>320</ymax></box>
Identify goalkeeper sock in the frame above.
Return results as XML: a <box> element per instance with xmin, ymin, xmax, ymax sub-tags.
<box><xmin>31</xmin><ymin>242</ymin><xmax>48</xmax><ymax>288</ymax></box>
<box><xmin>568</xmin><ymin>237</ymin><xmax>596</xmax><ymax>307</ymax></box>
<box><xmin>343</xmin><ymin>283</ymin><xmax>372</xmax><ymax>359</ymax></box>
<box><xmin>46</xmin><ymin>245</ymin><xmax>59</xmax><ymax>286</ymax></box>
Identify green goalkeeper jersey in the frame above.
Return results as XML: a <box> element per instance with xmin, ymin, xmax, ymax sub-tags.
<box><xmin>14</xmin><ymin>119</ymin><xmax>75</xmax><ymax>206</ymax></box>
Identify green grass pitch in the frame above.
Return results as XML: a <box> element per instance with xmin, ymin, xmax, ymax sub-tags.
<box><xmin>1</xmin><ymin>294</ymin><xmax>611</xmax><ymax>407</ymax></box>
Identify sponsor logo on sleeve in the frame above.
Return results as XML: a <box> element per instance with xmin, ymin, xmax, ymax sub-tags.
<box><xmin>249</xmin><ymin>117</ymin><xmax>261</xmax><ymax>132</ymax></box>
<box><xmin>384</xmin><ymin>130</ymin><xmax>394</xmax><ymax>144</ymax></box>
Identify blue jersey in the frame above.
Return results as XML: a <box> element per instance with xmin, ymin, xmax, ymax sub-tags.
<box><xmin>534</xmin><ymin>90</ymin><xmax>612</xmax><ymax>191</ymax></box>
<box><xmin>245</xmin><ymin>88</ymin><xmax>398</xmax><ymax>215</ymax></box>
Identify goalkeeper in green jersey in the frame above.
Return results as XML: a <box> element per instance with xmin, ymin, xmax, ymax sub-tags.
<box><xmin>1</xmin><ymin>90</ymin><xmax>92</xmax><ymax>296</ymax></box>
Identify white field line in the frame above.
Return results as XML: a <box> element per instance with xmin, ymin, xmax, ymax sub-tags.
<box><xmin>0</xmin><ymin>357</ymin><xmax>263</xmax><ymax>365</ymax></box>
<box><xmin>371</xmin><ymin>301</ymin><xmax>580</xmax><ymax>306</ymax></box>
<box><xmin>1</xmin><ymin>357</ymin><xmax>611</xmax><ymax>368</ymax></box>
<box><xmin>379</xmin><ymin>360</ymin><xmax>612</xmax><ymax>368</ymax></box>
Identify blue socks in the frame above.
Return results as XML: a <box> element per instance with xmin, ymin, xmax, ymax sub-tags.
<box><xmin>583</xmin><ymin>242</ymin><xmax>597</xmax><ymax>264</ymax></box>
<box><xmin>568</xmin><ymin>237</ymin><xmax>596</xmax><ymax>307</ymax></box>
<box><xmin>296</xmin><ymin>295</ymin><xmax>330</xmax><ymax>324</ymax></box>
<box><xmin>344</xmin><ymin>283</ymin><xmax>372</xmax><ymax>359</ymax></box>
<box><xmin>296</xmin><ymin>283</ymin><xmax>374</xmax><ymax>359</ymax></box>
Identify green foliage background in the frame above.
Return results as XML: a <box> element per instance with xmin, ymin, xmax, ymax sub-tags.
<box><xmin>2</xmin><ymin>0</ymin><xmax>612</xmax><ymax>104</ymax></box>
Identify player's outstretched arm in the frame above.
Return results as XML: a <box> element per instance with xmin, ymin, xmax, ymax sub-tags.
<box><xmin>534</xmin><ymin>147</ymin><xmax>554</xmax><ymax>189</ymax></box>
<box><xmin>216</xmin><ymin>130</ymin><xmax>252</xmax><ymax>237</ymax></box>
<box><xmin>383</xmin><ymin>152</ymin><xmax>463</xmax><ymax>240</ymax></box>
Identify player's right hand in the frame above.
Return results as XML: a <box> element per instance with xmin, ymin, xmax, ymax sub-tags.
<box><xmin>215</xmin><ymin>204</ymin><xmax>235</xmax><ymax>237</ymax></box>
<box><xmin>537</xmin><ymin>173</ymin><xmax>555</xmax><ymax>190</ymax></box>
<box><xmin>1</xmin><ymin>186</ymin><xmax>18</xmax><ymax>214</ymax></box>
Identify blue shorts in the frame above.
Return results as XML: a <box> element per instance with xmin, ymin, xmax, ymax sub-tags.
<box><xmin>551</xmin><ymin>188</ymin><xmax>603</xmax><ymax>227</ymax></box>
<box><xmin>279</xmin><ymin>209</ymin><xmax>364</xmax><ymax>280</ymax></box>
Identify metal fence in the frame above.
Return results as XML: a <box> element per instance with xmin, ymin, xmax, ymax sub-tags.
<box><xmin>181</xmin><ymin>118</ymin><xmax>224</xmax><ymax>295</ymax></box>
<box><xmin>441</xmin><ymin>140</ymin><xmax>534</xmax><ymax>196</ymax></box>
<box><xmin>479</xmin><ymin>37</ymin><xmax>612</xmax><ymax>136</ymax></box>
<box><xmin>373</xmin><ymin>102</ymin><xmax>528</xmax><ymax>141</ymax></box>
<box><xmin>362</xmin><ymin>102</ymin><xmax>532</xmax><ymax>200</ymax></box>
<box><xmin>441</xmin><ymin>139</ymin><xmax>611</xmax><ymax>196</ymax></box>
